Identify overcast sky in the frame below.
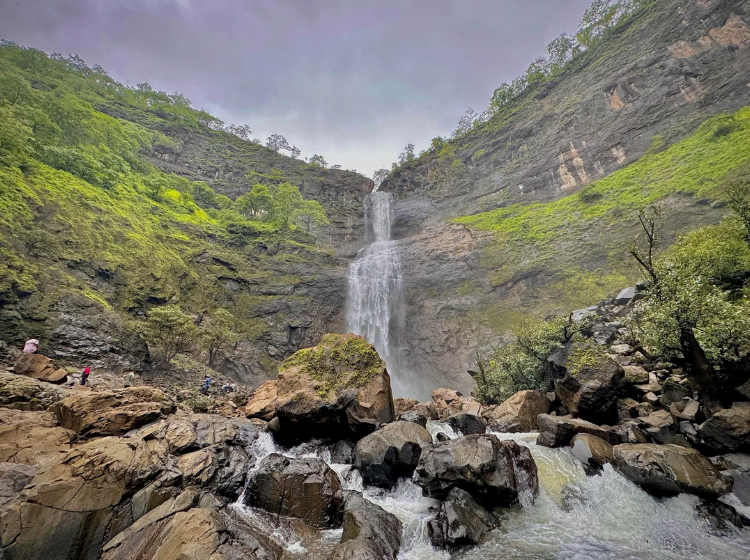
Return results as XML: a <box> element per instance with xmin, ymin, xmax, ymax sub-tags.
<box><xmin>0</xmin><ymin>0</ymin><xmax>590</xmax><ymax>176</ymax></box>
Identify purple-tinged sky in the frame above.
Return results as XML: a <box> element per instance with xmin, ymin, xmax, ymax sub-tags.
<box><xmin>0</xmin><ymin>0</ymin><xmax>591</xmax><ymax>175</ymax></box>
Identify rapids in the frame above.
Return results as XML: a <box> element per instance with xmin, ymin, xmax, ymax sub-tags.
<box><xmin>230</xmin><ymin>426</ymin><xmax>750</xmax><ymax>560</ymax></box>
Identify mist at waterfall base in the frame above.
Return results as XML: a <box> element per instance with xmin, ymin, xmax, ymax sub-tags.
<box><xmin>231</xmin><ymin>426</ymin><xmax>750</xmax><ymax>560</ymax></box>
<box><xmin>345</xmin><ymin>190</ymin><xmax>429</xmax><ymax>399</ymax></box>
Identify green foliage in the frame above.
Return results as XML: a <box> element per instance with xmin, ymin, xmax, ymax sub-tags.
<box><xmin>201</xmin><ymin>308</ymin><xmax>239</xmax><ymax>366</ymax></box>
<box><xmin>474</xmin><ymin>316</ymin><xmax>573</xmax><ymax>404</ymax></box>
<box><xmin>297</xmin><ymin>199</ymin><xmax>330</xmax><ymax>233</ymax></box>
<box><xmin>139</xmin><ymin>305</ymin><xmax>199</xmax><ymax>364</ymax></box>
<box><xmin>236</xmin><ymin>183</ymin><xmax>273</xmax><ymax>218</ymax></box>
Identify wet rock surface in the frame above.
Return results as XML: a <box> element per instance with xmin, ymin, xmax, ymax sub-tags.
<box><xmin>428</xmin><ymin>487</ymin><xmax>498</xmax><ymax>549</ymax></box>
<box><xmin>483</xmin><ymin>390</ymin><xmax>550</xmax><ymax>432</ymax></box>
<box><xmin>444</xmin><ymin>412</ymin><xmax>487</xmax><ymax>435</ymax></box>
<box><xmin>330</xmin><ymin>490</ymin><xmax>402</xmax><ymax>560</ymax></box>
<box><xmin>536</xmin><ymin>413</ymin><xmax>622</xmax><ymax>448</ymax></box>
<box><xmin>613</xmin><ymin>443</ymin><xmax>733</xmax><ymax>498</ymax></box>
<box><xmin>245</xmin><ymin>454</ymin><xmax>343</xmax><ymax>528</ymax></box>
<box><xmin>415</xmin><ymin>433</ymin><xmax>539</xmax><ymax>507</ymax></box>
<box><xmin>355</xmin><ymin>420</ymin><xmax>432</xmax><ymax>488</ymax></box>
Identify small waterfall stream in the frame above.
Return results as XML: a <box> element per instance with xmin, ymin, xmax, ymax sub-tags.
<box><xmin>345</xmin><ymin>190</ymin><xmax>411</xmax><ymax>394</ymax></box>
<box><xmin>230</xmin><ymin>427</ymin><xmax>750</xmax><ymax>560</ymax></box>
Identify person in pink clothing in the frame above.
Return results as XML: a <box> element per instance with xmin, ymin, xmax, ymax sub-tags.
<box><xmin>22</xmin><ymin>339</ymin><xmax>39</xmax><ymax>354</ymax></box>
<box><xmin>81</xmin><ymin>367</ymin><xmax>90</xmax><ymax>386</ymax></box>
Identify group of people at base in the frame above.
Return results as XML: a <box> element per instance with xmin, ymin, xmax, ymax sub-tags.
<box><xmin>201</xmin><ymin>376</ymin><xmax>236</xmax><ymax>395</ymax></box>
<box><xmin>22</xmin><ymin>337</ymin><xmax>136</xmax><ymax>388</ymax></box>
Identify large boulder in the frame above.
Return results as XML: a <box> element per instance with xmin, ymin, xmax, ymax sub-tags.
<box><xmin>660</xmin><ymin>379</ymin><xmax>692</xmax><ymax>407</ymax></box>
<box><xmin>354</xmin><ymin>421</ymin><xmax>432</xmax><ymax>488</ymax></box>
<box><xmin>0</xmin><ymin>463</ymin><xmax>37</xmax><ymax>508</ymax></box>
<box><xmin>444</xmin><ymin>412</ymin><xmax>486</xmax><ymax>435</ymax></box>
<box><xmin>613</xmin><ymin>443</ymin><xmax>733</xmax><ymax>498</ymax></box>
<box><xmin>0</xmin><ymin>372</ymin><xmax>68</xmax><ymax>411</ymax></box>
<box><xmin>51</xmin><ymin>387</ymin><xmax>175</xmax><ymax>437</ymax></box>
<box><xmin>398</xmin><ymin>410</ymin><xmax>428</xmax><ymax>427</ymax></box>
<box><xmin>0</xmin><ymin>408</ymin><xmax>74</xmax><ymax>467</ymax></box>
<box><xmin>428</xmin><ymin>487</ymin><xmax>498</xmax><ymax>549</ymax></box>
<box><xmin>244</xmin><ymin>454</ymin><xmax>343</xmax><ymax>528</ymax></box>
<box><xmin>698</xmin><ymin>403</ymin><xmax>750</xmax><ymax>453</ymax></box>
<box><xmin>536</xmin><ymin>414</ymin><xmax>622</xmax><ymax>448</ymax></box>
<box><xmin>415</xmin><ymin>434</ymin><xmax>538</xmax><ymax>507</ymax></box>
<box><xmin>272</xmin><ymin>334</ymin><xmax>395</xmax><ymax>444</ymax></box>
<box><xmin>330</xmin><ymin>491</ymin><xmax>402</xmax><ymax>560</ymax></box>
<box><xmin>642</xmin><ymin>410</ymin><xmax>691</xmax><ymax>447</ymax></box>
<box><xmin>12</xmin><ymin>353</ymin><xmax>67</xmax><ymax>383</ymax></box>
<box><xmin>553</xmin><ymin>341</ymin><xmax>624</xmax><ymax>423</ymax></box>
<box><xmin>394</xmin><ymin>397</ymin><xmax>418</xmax><ymax>416</ymax></box>
<box><xmin>244</xmin><ymin>380</ymin><xmax>278</xmax><ymax>421</ymax></box>
<box><xmin>101</xmin><ymin>490</ymin><xmax>225</xmax><ymax>560</ymax></box>
<box><xmin>483</xmin><ymin>390</ymin><xmax>550</xmax><ymax>432</ymax></box>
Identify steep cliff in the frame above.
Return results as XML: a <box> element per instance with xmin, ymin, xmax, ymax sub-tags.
<box><xmin>380</xmin><ymin>0</ymin><xmax>750</xmax><ymax>394</ymax></box>
<box><xmin>0</xmin><ymin>44</ymin><xmax>372</xmax><ymax>385</ymax></box>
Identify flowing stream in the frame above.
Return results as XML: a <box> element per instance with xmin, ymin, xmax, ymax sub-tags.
<box><xmin>345</xmin><ymin>190</ymin><xmax>412</xmax><ymax>395</ymax></box>
<box><xmin>230</xmin><ymin>427</ymin><xmax>750</xmax><ymax>560</ymax></box>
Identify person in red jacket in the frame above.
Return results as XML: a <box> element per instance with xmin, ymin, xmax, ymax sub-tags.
<box><xmin>81</xmin><ymin>367</ymin><xmax>90</xmax><ymax>386</ymax></box>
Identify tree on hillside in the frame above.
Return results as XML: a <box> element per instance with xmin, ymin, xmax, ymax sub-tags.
<box><xmin>373</xmin><ymin>168</ymin><xmax>389</xmax><ymax>188</ymax></box>
<box><xmin>577</xmin><ymin>0</ymin><xmax>621</xmax><ymax>48</ymax></box>
<box><xmin>266</xmin><ymin>134</ymin><xmax>290</xmax><ymax>152</ymax></box>
<box><xmin>724</xmin><ymin>176</ymin><xmax>750</xmax><ymax>244</ymax></box>
<box><xmin>272</xmin><ymin>182</ymin><xmax>305</xmax><ymax>226</ymax></box>
<box><xmin>201</xmin><ymin>308</ymin><xmax>239</xmax><ymax>366</ymax></box>
<box><xmin>289</xmin><ymin>145</ymin><xmax>301</xmax><ymax>159</ymax></box>
<box><xmin>524</xmin><ymin>57</ymin><xmax>550</xmax><ymax>86</ymax></box>
<box><xmin>452</xmin><ymin>110</ymin><xmax>480</xmax><ymax>139</ymax></box>
<box><xmin>236</xmin><ymin>183</ymin><xmax>273</xmax><ymax>218</ymax></box>
<box><xmin>296</xmin><ymin>199</ymin><xmax>330</xmax><ymax>233</ymax></box>
<box><xmin>140</xmin><ymin>305</ymin><xmax>199</xmax><ymax>364</ymax></box>
<box><xmin>226</xmin><ymin>124</ymin><xmax>251</xmax><ymax>140</ymax></box>
<box><xmin>398</xmin><ymin>144</ymin><xmax>416</xmax><ymax>164</ymax></box>
<box><xmin>631</xmin><ymin>206</ymin><xmax>750</xmax><ymax>409</ymax></box>
<box><xmin>308</xmin><ymin>154</ymin><xmax>327</xmax><ymax>168</ymax></box>
<box><xmin>547</xmin><ymin>33</ymin><xmax>577</xmax><ymax>73</ymax></box>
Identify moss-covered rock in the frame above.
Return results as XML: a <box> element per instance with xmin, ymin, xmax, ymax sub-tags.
<box><xmin>273</xmin><ymin>333</ymin><xmax>395</xmax><ymax>444</ymax></box>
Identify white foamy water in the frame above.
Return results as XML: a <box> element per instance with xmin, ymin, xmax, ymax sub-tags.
<box><xmin>231</xmin><ymin>428</ymin><xmax>750</xmax><ymax>560</ymax></box>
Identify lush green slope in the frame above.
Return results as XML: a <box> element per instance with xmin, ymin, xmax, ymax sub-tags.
<box><xmin>454</xmin><ymin>107</ymin><xmax>750</xmax><ymax>322</ymax></box>
<box><xmin>0</xmin><ymin>43</ymin><xmax>364</xmax><ymax>382</ymax></box>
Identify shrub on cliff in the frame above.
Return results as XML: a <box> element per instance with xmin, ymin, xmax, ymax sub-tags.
<box><xmin>139</xmin><ymin>305</ymin><xmax>199</xmax><ymax>365</ymax></box>
<box><xmin>473</xmin><ymin>316</ymin><xmax>576</xmax><ymax>404</ymax></box>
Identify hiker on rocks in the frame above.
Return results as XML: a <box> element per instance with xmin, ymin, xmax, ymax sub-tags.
<box><xmin>123</xmin><ymin>371</ymin><xmax>136</xmax><ymax>388</ymax></box>
<box><xmin>22</xmin><ymin>339</ymin><xmax>39</xmax><ymax>354</ymax></box>
<box><xmin>201</xmin><ymin>376</ymin><xmax>212</xmax><ymax>395</ymax></box>
<box><xmin>81</xmin><ymin>367</ymin><xmax>90</xmax><ymax>386</ymax></box>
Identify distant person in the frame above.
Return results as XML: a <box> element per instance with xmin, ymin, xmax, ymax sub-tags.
<box><xmin>22</xmin><ymin>339</ymin><xmax>39</xmax><ymax>354</ymax></box>
<box><xmin>123</xmin><ymin>371</ymin><xmax>136</xmax><ymax>388</ymax></box>
<box><xmin>201</xmin><ymin>376</ymin><xmax>212</xmax><ymax>395</ymax></box>
<box><xmin>81</xmin><ymin>367</ymin><xmax>90</xmax><ymax>386</ymax></box>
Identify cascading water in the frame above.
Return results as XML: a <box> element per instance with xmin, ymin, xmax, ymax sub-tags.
<box><xmin>230</xmin><ymin>426</ymin><xmax>750</xmax><ymax>560</ymax></box>
<box><xmin>345</xmin><ymin>190</ymin><xmax>412</xmax><ymax>395</ymax></box>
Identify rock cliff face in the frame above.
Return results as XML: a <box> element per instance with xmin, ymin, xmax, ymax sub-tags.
<box><xmin>379</xmin><ymin>0</ymin><xmax>750</xmax><ymax>394</ymax></box>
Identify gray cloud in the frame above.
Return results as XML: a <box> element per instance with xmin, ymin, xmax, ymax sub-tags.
<box><xmin>0</xmin><ymin>0</ymin><xmax>591</xmax><ymax>175</ymax></box>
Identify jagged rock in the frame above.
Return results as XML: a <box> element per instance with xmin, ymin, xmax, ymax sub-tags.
<box><xmin>444</xmin><ymin>412</ymin><xmax>486</xmax><ymax>435</ymax></box>
<box><xmin>614</xmin><ymin>287</ymin><xmax>636</xmax><ymax>305</ymax></box>
<box><xmin>102</xmin><ymin>494</ymin><xmax>225</xmax><ymax>560</ymax></box>
<box><xmin>244</xmin><ymin>380</ymin><xmax>277</xmax><ymax>421</ymax></box>
<box><xmin>331</xmin><ymin>440</ymin><xmax>355</xmax><ymax>464</ymax></box>
<box><xmin>272</xmin><ymin>334</ymin><xmax>395</xmax><ymax>444</ymax></box>
<box><xmin>0</xmin><ymin>463</ymin><xmax>36</xmax><ymax>508</ymax></box>
<box><xmin>415</xmin><ymin>434</ymin><xmax>538</xmax><ymax>507</ymax></box>
<box><xmin>553</xmin><ymin>341</ymin><xmax>624</xmax><ymax>423</ymax></box>
<box><xmin>394</xmin><ymin>397</ymin><xmax>418</xmax><ymax>416</ymax></box>
<box><xmin>536</xmin><ymin>414</ymin><xmax>622</xmax><ymax>447</ymax></box>
<box><xmin>670</xmin><ymin>397</ymin><xmax>701</xmax><ymax>423</ymax></box>
<box><xmin>660</xmin><ymin>379</ymin><xmax>692</xmax><ymax>407</ymax></box>
<box><xmin>12</xmin><ymin>353</ymin><xmax>67</xmax><ymax>383</ymax></box>
<box><xmin>698</xmin><ymin>403</ymin><xmax>750</xmax><ymax>453</ymax></box>
<box><xmin>618</xmin><ymin>398</ymin><xmax>640</xmax><ymax>421</ymax></box>
<box><xmin>622</xmin><ymin>366</ymin><xmax>649</xmax><ymax>385</ymax></box>
<box><xmin>330</xmin><ymin>491</ymin><xmax>402</xmax><ymax>560</ymax></box>
<box><xmin>613</xmin><ymin>420</ymin><xmax>650</xmax><ymax>444</ymax></box>
<box><xmin>644</xmin><ymin>391</ymin><xmax>660</xmax><ymax>405</ymax></box>
<box><xmin>593</xmin><ymin>324</ymin><xmax>618</xmax><ymax>345</ymax></box>
<box><xmin>642</xmin><ymin>410</ymin><xmax>691</xmax><ymax>447</ymax></box>
<box><xmin>0</xmin><ymin>372</ymin><xmax>68</xmax><ymax>410</ymax></box>
<box><xmin>637</xmin><ymin>402</ymin><xmax>655</xmax><ymax>417</ymax></box>
<box><xmin>355</xmin><ymin>420</ymin><xmax>432</xmax><ymax>488</ymax></box>
<box><xmin>613</xmin><ymin>443</ymin><xmax>733</xmax><ymax>498</ymax></box>
<box><xmin>244</xmin><ymin>454</ymin><xmax>343</xmax><ymax>528</ymax></box>
<box><xmin>428</xmin><ymin>487</ymin><xmax>498</xmax><ymax>549</ymax></box>
<box><xmin>609</xmin><ymin>344</ymin><xmax>635</xmax><ymax>355</ymax></box>
<box><xmin>0</xmin><ymin>408</ymin><xmax>74</xmax><ymax>466</ymax></box>
<box><xmin>413</xmin><ymin>401</ymin><xmax>439</xmax><ymax>420</ymax></box>
<box><xmin>570</xmin><ymin>433</ymin><xmax>614</xmax><ymax>472</ymax></box>
<box><xmin>695</xmin><ymin>500</ymin><xmax>745</xmax><ymax>536</ymax></box>
<box><xmin>482</xmin><ymin>390</ymin><xmax>550</xmax><ymax>432</ymax></box>
<box><xmin>398</xmin><ymin>410</ymin><xmax>428</xmax><ymax>427</ymax></box>
<box><xmin>51</xmin><ymin>387</ymin><xmax>175</xmax><ymax>437</ymax></box>
<box><xmin>432</xmin><ymin>388</ymin><xmax>481</xmax><ymax>418</ymax></box>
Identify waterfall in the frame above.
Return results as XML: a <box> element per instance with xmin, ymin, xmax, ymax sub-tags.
<box><xmin>346</xmin><ymin>190</ymin><xmax>410</xmax><ymax>395</ymax></box>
